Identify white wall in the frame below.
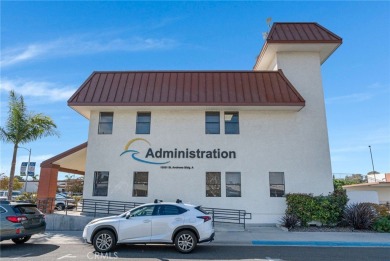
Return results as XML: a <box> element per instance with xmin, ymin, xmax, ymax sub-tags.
<box><xmin>272</xmin><ymin>51</ymin><xmax>334</xmax><ymax>193</ymax></box>
<box><xmin>82</xmin><ymin>52</ymin><xmax>333</xmax><ymax>223</ymax></box>
<box><xmin>367</xmin><ymin>174</ymin><xmax>387</xmax><ymax>183</ymax></box>
<box><xmin>345</xmin><ymin>186</ymin><xmax>390</xmax><ymax>203</ymax></box>
<box><xmin>83</xmin><ymin>109</ymin><xmax>333</xmax><ymax>223</ymax></box>
<box><xmin>346</xmin><ymin>190</ymin><xmax>379</xmax><ymax>204</ymax></box>
<box><xmin>21</xmin><ymin>181</ymin><xmax>39</xmax><ymax>193</ymax></box>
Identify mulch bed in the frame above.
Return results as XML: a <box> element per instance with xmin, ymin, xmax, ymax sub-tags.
<box><xmin>289</xmin><ymin>226</ymin><xmax>376</xmax><ymax>233</ymax></box>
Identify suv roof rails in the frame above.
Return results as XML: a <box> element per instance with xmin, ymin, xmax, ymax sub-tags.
<box><xmin>176</xmin><ymin>199</ymin><xmax>182</xmax><ymax>203</ymax></box>
<box><xmin>154</xmin><ymin>199</ymin><xmax>163</xmax><ymax>203</ymax></box>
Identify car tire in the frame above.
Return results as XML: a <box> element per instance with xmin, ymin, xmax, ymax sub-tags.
<box><xmin>56</xmin><ymin>203</ymin><xmax>65</xmax><ymax>211</ymax></box>
<box><xmin>174</xmin><ymin>230</ymin><xmax>197</xmax><ymax>253</ymax></box>
<box><xmin>93</xmin><ymin>230</ymin><xmax>116</xmax><ymax>253</ymax></box>
<box><xmin>12</xmin><ymin>236</ymin><xmax>31</xmax><ymax>244</ymax></box>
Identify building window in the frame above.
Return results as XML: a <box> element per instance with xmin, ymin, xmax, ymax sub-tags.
<box><xmin>93</xmin><ymin>171</ymin><xmax>109</xmax><ymax>196</ymax></box>
<box><xmin>269</xmin><ymin>172</ymin><xmax>285</xmax><ymax>197</ymax></box>
<box><xmin>205</xmin><ymin>112</ymin><xmax>220</xmax><ymax>134</ymax></box>
<box><xmin>133</xmin><ymin>172</ymin><xmax>148</xmax><ymax>197</ymax></box>
<box><xmin>136</xmin><ymin>112</ymin><xmax>151</xmax><ymax>134</ymax></box>
<box><xmin>225</xmin><ymin>112</ymin><xmax>239</xmax><ymax>134</ymax></box>
<box><xmin>226</xmin><ymin>172</ymin><xmax>241</xmax><ymax>197</ymax></box>
<box><xmin>98</xmin><ymin>112</ymin><xmax>113</xmax><ymax>134</ymax></box>
<box><xmin>206</xmin><ymin>172</ymin><xmax>221</xmax><ymax>197</ymax></box>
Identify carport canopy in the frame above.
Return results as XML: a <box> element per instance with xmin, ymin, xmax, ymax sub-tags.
<box><xmin>37</xmin><ymin>142</ymin><xmax>87</xmax><ymax>212</ymax></box>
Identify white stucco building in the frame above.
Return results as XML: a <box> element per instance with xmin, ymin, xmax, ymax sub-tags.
<box><xmin>39</xmin><ymin>22</ymin><xmax>343</xmax><ymax>223</ymax></box>
<box><xmin>344</xmin><ymin>173</ymin><xmax>390</xmax><ymax>205</ymax></box>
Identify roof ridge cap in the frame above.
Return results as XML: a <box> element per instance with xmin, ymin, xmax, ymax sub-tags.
<box><xmin>90</xmin><ymin>70</ymin><xmax>282</xmax><ymax>73</ymax></box>
<box><xmin>273</xmin><ymin>22</ymin><xmax>318</xmax><ymax>24</ymax></box>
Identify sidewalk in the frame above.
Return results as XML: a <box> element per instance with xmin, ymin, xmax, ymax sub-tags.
<box><xmin>32</xmin><ymin>224</ymin><xmax>390</xmax><ymax>247</ymax></box>
<box><xmin>213</xmin><ymin>225</ymin><xmax>390</xmax><ymax>247</ymax></box>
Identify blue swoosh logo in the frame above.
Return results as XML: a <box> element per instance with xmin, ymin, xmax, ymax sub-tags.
<box><xmin>120</xmin><ymin>150</ymin><xmax>170</xmax><ymax>165</ymax></box>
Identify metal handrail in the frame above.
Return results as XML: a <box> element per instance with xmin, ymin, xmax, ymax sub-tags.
<box><xmin>81</xmin><ymin>199</ymin><xmax>252</xmax><ymax>225</ymax></box>
<box><xmin>202</xmin><ymin>207</ymin><xmax>252</xmax><ymax>228</ymax></box>
<box><xmin>80</xmin><ymin>199</ymin><xmax>252</xmax><ymax>226</ymax></box>
<box><xmin>40</xmin><ymin>198</ymin><xmax>252</xmax><ymax>226</ymax></box>
<box><xmin>81</xmin><ymin>199</ymin><xmax>144</xmax><ymax>217</ymax></box>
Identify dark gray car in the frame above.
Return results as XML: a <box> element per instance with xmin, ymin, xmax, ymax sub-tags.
<box><xmin>0</xmin><ymin>201</ymin><xmax>46</xmax><ymax>244</ymax></box>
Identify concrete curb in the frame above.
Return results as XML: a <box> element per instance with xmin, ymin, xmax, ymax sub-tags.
<box><xmin>45</xmin><ymin>214</ymin><xmax>94</xmax><ymax>231</ymax></box>
<box><xmin>36</xmin><ymin>229</ymin><xmax>390</xmax><ymax>249</ymax></box>
<box><xmin>42</xmin><ymin>217</ymin><xmax>390</xmax><ymax>249</ymax></box>
<box><xmin>251</xmin><ymin>240</ymin><xmax>390</xmax><ymax>247</ymax></box>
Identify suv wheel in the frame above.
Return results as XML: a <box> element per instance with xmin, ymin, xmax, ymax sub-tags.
<box><xmin>93</xmin><ymin>230</ymin><xmax>116</xmax><ymax>253</ymax></box>
<box><xmin>174</xmin><ymin>230</ymin><xmax>197</xmax><ymax>253</ymax></box>
<box><xmin>12</xmin><ymin>236</ymin><xmax>31</xmax><ymax>244</ymax></box>
<box><xmin>56</xmin><ymin>203</ymin><xmax>65</xmax><ymax>211</ymax></box>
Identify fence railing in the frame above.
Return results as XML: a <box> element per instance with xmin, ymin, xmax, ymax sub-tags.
<box><xmin>37</xmin><ymin>198</ymin><xmax>55</xmax><ymax>213</ymax></box>
<box><xmin>203</xmin><ymin>207</ymin><xmax>252</xmax><ymax>229</ymax></box>
<box><xmin>81</xmin><ymin>199</ymin><xmax>144</xmax><ymax>216</ymax></box>
<box><xmin>46</xmin><ymin>198</ymin><xmax>252</xmax><ymax>227</ymax></box>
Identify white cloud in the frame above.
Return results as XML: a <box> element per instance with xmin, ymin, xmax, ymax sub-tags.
<box><xmin>0</xmin><ymin>45</ymin><xmax>47</xmax><ymax>67</ymax></box>
<box><xmin>325</xmin><ymin>92</ymin><xmax>373</xmax><ymax>104</ymax></box>
<box><xmin>326</xmin><ymin>82</ymin><xmax>389</xmax><ymax>105</ymax></box>
<box><xmin>367</xmin><ymin>82</ymin><xmax>384</xmax><ymax>89</ymax></box>
<box><xmin>1</xmin><ymin>78</ymin><xmax>76</xmax><ymax>102</ymax></box>
<box><xmin>1</xmin><ymin>34</ymin><xmax>178</xmax><ymax>68</ymax></box>
<box><xmin>331</xmin><ymin>145</ymin><xmax>369</xmax><ymax>154</ymax></box>
<box><xmin>330</xmin><ymin>128</ymin><xmax>390</xmax><ymax>154</ymax></box>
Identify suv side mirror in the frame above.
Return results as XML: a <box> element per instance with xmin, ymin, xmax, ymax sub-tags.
<box><xmin>126</xmin><ymin>213</ymin><xmax>131</xmax><ymax>219</ymax></box>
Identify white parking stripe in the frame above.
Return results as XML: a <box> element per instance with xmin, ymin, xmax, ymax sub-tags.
<box><xmin>57</xmin><ymin>254</ymin><xmax>77</xmax><ymax>259</ymax></box>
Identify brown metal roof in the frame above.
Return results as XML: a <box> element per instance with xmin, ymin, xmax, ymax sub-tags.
<box><xmin>254</xmin><ymin>22</ymin><xmax>342</xmax><ymax>70</ymax></box>
<box><xmin>267</xmin><ymin>23</ymin><xmax>342</xmax><ymax>43</ymax></box>
<box><xmin>41</xmin><ymin>142</ymin><xmax>87</xmax><ymax>175</ymax></box>
<box><xmin>68</xmin><ymin>70</ymin><xmax>305</xmax><ymax>107</ymax></box>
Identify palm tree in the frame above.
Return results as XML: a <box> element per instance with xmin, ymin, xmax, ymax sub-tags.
<box><xmin>0</xmin><ymin>90</ymin><xmax>59</xmax><ymax>200</ymax></box>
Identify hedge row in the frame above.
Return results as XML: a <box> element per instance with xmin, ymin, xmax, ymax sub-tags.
<box><xmin>285</xmin><ymin>189</ymin><xmax>348</xmax><ymax>226</ymax></box>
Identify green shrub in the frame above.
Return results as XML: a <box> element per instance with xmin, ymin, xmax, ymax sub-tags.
<box><xmin>285</xmin><ymin>190</ymin><xmax>348</xmax><ymax>226</ymax></box>
<box><xmin>16</xmin><ymin>192</ymin><xmax>37</xmax><ymax>204</ymax></box>
<box><xmin>367</xmin><ymin>203</ymin><xmax>390</xmax><ymax>218</ymax></box>
<box><xmin>373</xmin><ymin>216</ymin><xmax>390</xmax><ymax>232</ymax></box>
<box><xmin>72</xmin><ymin>195</ymin><xmax>82</xmax><ymax>208</ymax></box>
<box><xmin>286</xmin><ymin>193</ymin><xmax>316</xmax><ymax>226</ymax></box>
<box><xmin>329</xmin><ymin>189</ymin><xmax>349</xmax><ymax>220</ymax></box>
<box><xmin>343</xmin><ymin>203</ymin><xmax>378</xmax><ymax>230</ymax></box>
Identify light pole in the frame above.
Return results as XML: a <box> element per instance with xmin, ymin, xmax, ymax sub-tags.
<box><xmin>18</xmin><ymin>146</ymin><xmax>31</xmax><ymax>192</ymax></box>
<box><xmin>368</xmin><ymin>145</ymin><xmax>376</xmax><ymax>182</ymax></box>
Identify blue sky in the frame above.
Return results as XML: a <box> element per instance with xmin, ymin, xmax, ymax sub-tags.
<box><xmin>1</xmin><ymin>1</ymin><xmax>389</xmax><ymax>180</ymax></box>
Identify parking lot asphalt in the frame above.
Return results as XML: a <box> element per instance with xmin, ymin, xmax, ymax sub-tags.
<box><xmin>26</xmin><ymin>225</ymin><xmax>390</xmax><ymax>247</ymax></box>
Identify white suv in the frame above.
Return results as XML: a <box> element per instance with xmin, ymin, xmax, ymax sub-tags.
<box><xmin>0</xmin><ymin>191</ymin><xmax>22</xmax><ymax>201</ymax></box>
<box><xmin>55</xmin><ymin>193</ymin><xmax>75</xmax><ymax>210</ymax></box>
<box><xmin>82</xmin><ymin>201</ymin><xmax>214</xmax><ymax>253</ymax></box>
